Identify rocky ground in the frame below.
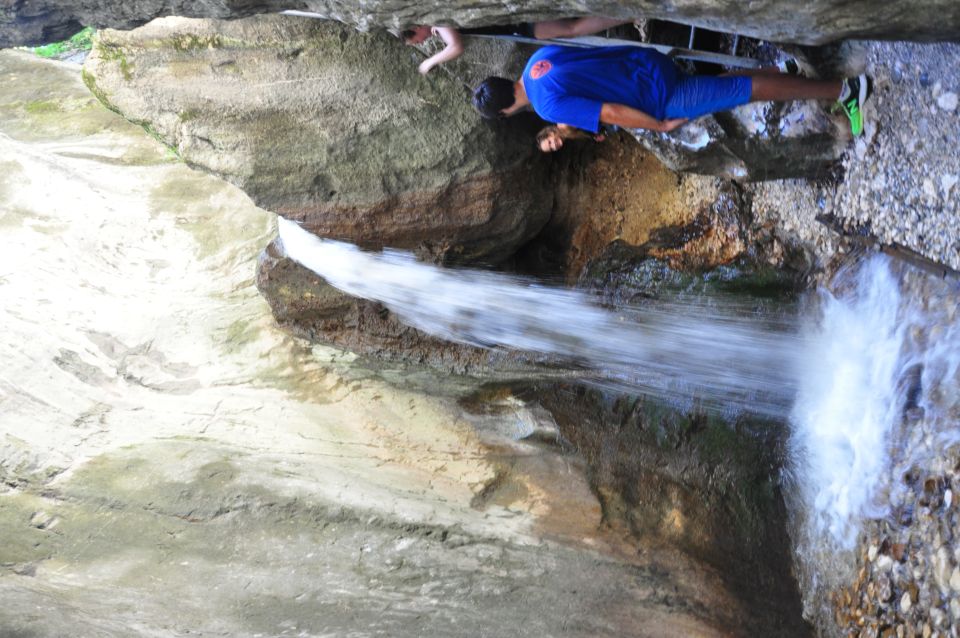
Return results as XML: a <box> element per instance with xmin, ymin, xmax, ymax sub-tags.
<box><xmin>826</xmin><ymin>260</ymin><xmax>960</xmax><ymax>638</ymax></box>
<box><xmin>750</xmin><ymin>40</ymin><xmax>960</xmax><ymax>275</ymax></box>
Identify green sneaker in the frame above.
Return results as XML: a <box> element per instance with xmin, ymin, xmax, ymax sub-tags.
<box><xmin>836</xmin><ymin>74</ymin><xmax>873</xmax><ymax>137</ymax></box>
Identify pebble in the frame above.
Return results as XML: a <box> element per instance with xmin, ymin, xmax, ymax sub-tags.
<box><xmin>951</xmin><ymin>567</ymin><xmax>960</xmax><ymax>591</ymax></box>
<box><xmin>941</xmin><ymin>175</ymin><xmax>958</xmax><ymax>197</ymax></box>
<box><xmin>903</xmin><ymin>591</ymin><xmax>914</xmax><ymax>613</ymax></box>
<box><xmin>936</xmin><ymin>548</ymin><xmax>954</xmax><ymax>590</ymax></box>
<box><xmin>936</xmin><ymin>92</ymin><xmax>958</xmax><ymax>111</ymax></box>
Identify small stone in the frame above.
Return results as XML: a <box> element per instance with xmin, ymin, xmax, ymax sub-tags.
<box><xmin>931</xmin><ymin>607</ymin><xmax>946</xmax><ymax>626</ymax></box>
<box><xmin>941</xmin><ymin>175</ymin><xmax>958</xmax><ymax>197</ymax></box>
<box><xmin>878</xmin><ymin>574</ymin><xmax>894</xmax><ymax>601</ymax></box>
<box><xmin>922</xmin><ymin>623</ymin><xmax>932</xmax><ymax>638</ymax></box>
<box><xmin>935</xmin><ymin>547</ymin><xmax>953</xmax><ymax>590</ymax></box>
<box><xmin>901</xmin><ymin>591</ymin><xmax>913</xmax><ymax>613</ymax></box>
<box><xmin>952</xmin><ymin>598</ymin><xmax>960</xmax><ymax>619</ymax></box>
<box><xmin>892</xmin><ymin>543</ymin><xmax>907</xmax><ymax>562</ymax></box>
<box><xmin>877</xmin><ymin>555</ymin><xmax>895</xmax><ymax>572</ymax></box>
<box><xmin>936</xmin><ymin>92</ymin><xmax>958</xmax><ymax>112</ymax></box>
<box><xmin>951</xmin><ymin>567</ymin><xmax>960</xmax><ymax>591</ymax></box>
<box><xmin>919</xmin><ymin>71</ymin><xmax>932</xmax><ymax>87</ymax></box>
<box><xmin>869</xmin><ymin>544</ymin><xmax>880</xmax><ymax>561</ymax></box>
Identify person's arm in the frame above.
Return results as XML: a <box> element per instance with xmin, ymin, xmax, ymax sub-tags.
<box><xmin>556</xmin><ymin>123</ymin><xmax>604</xmax><ymax>143</ymax></box>
<box><xmin>599</xmin><ymin>103</ymin><xmax>687</xmax><ymax>132</ymax></box>
<box><xmin>418</xmin><ymin>27</ymin><xmax>464</xmax><ymax>75</ymax></box>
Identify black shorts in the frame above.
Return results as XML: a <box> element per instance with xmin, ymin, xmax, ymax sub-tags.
<box><xmin>460</xmin><ymin>23</ymin><xmax>535</xmax><ymax>39</ymax></box>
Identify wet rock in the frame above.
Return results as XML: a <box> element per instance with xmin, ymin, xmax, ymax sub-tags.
<box><xmin>83</xmin><ymin>16</ymin><xmax>552</xmax><ymax>265</ymax></box>
<box><xmin>535</xmin><ymin>383</ymin><xmax>811</xmax><ymax>636</ymax></box>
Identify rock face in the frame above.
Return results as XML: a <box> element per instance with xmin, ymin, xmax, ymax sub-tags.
<box><xmin>83</xmin><ymin>15</ymin><xmax>552</xmax><ymax>264</ymax></box>
<box><xmin>630</xmin><ymin>98</ymin><xmax>844</xmax><ymax>181</ymax></box>
<box><xmin>4</xmin><ymin>0</ymin><xmax>960</xmax><ymax>48</ymax></box>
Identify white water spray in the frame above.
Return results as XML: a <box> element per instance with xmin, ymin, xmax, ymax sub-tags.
<box><xmin>790</xmin><ymin>256</ymin><xmax>960</xmax><ymax>548</ymax></box>
<box><xmin>789</xmin><ymin>257</ymin><xmax>908</xmax><ymax>546</ymax></box>
<box><xmin>279</xmin><ymin>217</ymin><xmax>803</xmax><ymax>417</ymax></box>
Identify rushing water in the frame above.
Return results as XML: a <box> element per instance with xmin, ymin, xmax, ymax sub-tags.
<box><xmin>279</xmin><ymin>217</ymin><xmax>805</xmax><ymax>418</ymax></box>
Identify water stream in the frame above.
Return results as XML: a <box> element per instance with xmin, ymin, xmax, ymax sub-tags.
<box><xmin>278</xmin><ymin>217</ymin><xmax>805</xmax><ymax>419</ymax></box>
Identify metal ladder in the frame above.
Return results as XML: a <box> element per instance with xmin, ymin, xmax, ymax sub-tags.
<box><xmin>279</xmin><ymin>11</ymin><xmax>761</xmax><ymax>69</ymax></box>
<box><xmin>464</xmin><ymin>33</ymin><xmax>761</xmax><ymax>69</ymax></box>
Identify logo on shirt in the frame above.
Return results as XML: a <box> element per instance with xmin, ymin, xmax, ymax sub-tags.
<box><xmin>530</xmin><ymin>60</ymin><xmax>552</xmax><ymax>80</ymax></box>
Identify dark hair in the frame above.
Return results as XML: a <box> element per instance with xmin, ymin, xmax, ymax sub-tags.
<box><xmin>472</xmin><ymin>76</ymin><xmax>516</xmax><ymax>119</ymax></box>
<box><xmin>535</xmin><ymin>126</ymin><xmax>559</xmax><ymax>146</ymax></box>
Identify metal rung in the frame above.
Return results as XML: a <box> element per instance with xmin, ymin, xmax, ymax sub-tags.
<box><xmin>466</xmin><ymin>34</ymin><xmax>762</xmax><ymax>69</ymax></box>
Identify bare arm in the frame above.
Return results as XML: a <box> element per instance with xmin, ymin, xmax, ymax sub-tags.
<box><xmin>599</xmin><ymin>103</ymin><xmax>686</xmax><ymax>132</ymax></box>
<box><xmin>418</xmin><ymin>27</ymin><xmax>464</xmax><ymax>75</ymax></box>
<box><xmin>556</xmin><ymin>123</ymin><xmax>592</xmax><ymax>141</ymax></box>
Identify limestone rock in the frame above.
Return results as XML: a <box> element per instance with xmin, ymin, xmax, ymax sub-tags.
<box><xmin>5</xmin><ymin>0</ymin><xmax>960</xmax><ymax>48</ymax></box>
<box><xmin>630</xmin><ymin>99</ymin><xmax>844</xmax><ymax>181</ymax></box>
<box><xmin>82</xmin><ymin>15</ymin><xmax>553</xmax><ymax>264</ymax></box>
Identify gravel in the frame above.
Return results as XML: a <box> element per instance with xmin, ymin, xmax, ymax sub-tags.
<box><xmin>748</xmin><ymin>40</ymin><xmax>960</xmax><ymax>274</ymax></box>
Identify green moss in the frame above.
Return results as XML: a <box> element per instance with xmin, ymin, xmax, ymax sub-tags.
<box><xmin>23</xmin><ymin>100</ymin><xmax>60</xmax><ymax>114</ymax></box>
<box><xmin>97</xmin><ymin>42</ymin><xmax>134</xmax><ymax>81</ymax></box>
<box><xmin>32</xmin><ymin>27</ymin><xmax>95</xmax><ymax>59</ymax></box>
<box><xmin>140</xmin><ymin>122</ymin><xmax>179</xmax><ymax>157</ymax></box>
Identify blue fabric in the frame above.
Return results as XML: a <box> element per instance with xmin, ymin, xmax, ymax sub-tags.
<box><xmin>664</xmin><ymin>75</ymin><xmax>753</xmax><ymax>119</ymax></box>
<box><xmin>522</xmin><ymin>46</ymin><xmax>679</xmax><ymax>133</ymax></box>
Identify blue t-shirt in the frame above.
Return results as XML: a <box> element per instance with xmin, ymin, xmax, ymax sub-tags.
<box><xmin>522</xmin><ymin>46</ymin><xmax>679</xmax><ymax>133</ymax></box>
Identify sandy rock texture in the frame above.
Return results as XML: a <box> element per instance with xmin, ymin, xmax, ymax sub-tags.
<box><xmin>4</xmin><ymin>0</ymin><xmax>960</xmax><ymax>48</ymax></box>
<box><xmin>82</xmin><ymin>15</ymin><xmax>552</xmax><ymax>265</ymax></box>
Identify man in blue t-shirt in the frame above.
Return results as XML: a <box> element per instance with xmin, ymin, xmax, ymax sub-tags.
<box><xmin>473</xmin><ymin>45</ymin><xmax>872</xmax><ymax>137</ymax></box>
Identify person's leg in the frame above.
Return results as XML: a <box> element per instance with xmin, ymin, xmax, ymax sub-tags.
<box><xmin>749</xmin><ymin>75</ymin><xmax>841</xmax><ymax>102</ymax></box>
<box><xmin>532</xmin><ymin>17</ymin><xmax>631</xmax><ymax>39</ymax></box>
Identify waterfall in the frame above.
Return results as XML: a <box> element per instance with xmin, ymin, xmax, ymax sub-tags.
<box><xmin>278</xmin><ymin>216</ymin><xmax>804</xmax><ymax>418</ymax></box>
<box><xmin>280</xmin><ymin>219</ymin><xmax>960</xmax><ymax>556</ymax></box>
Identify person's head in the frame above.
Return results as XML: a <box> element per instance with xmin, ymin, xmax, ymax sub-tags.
<box><xmin>472</xmin><ymin>76</ymin><xmax>518</xmax><ymax>119</ymax></box>
<box><xmin>402</xmin><ymin>25</ymin><xmax>433</xmax><ymax>45</ymax></box>
<box><xmin>536</xmin><ymin>126</ymin><xmax>564</xmax><ymax>153</ymax></box>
